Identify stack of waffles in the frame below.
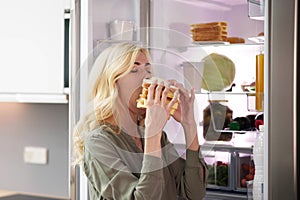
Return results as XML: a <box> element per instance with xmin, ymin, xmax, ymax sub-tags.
<box><xmin>190</xmin><ymin>21</ymin><xmax>228</xmax><ymax>42</ymax></box>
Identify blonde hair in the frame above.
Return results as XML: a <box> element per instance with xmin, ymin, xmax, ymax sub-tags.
<box><xmin>73</xmin><ymin>42</ymin><xmax>151</xmax><ymax>165</ymax></box>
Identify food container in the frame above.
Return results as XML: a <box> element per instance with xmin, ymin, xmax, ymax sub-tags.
<box><xmin>202</xmin><ymin>143</ymin><xmax>253</xmax><ymax>194</ymax></box>
<box><xmin>182</xmin><ymin>61</ymin><xmax>204</xmax><ymax>93</ymax></box>
<box><xmin>247</xmin><ymin>180</ymin><xmax>254</xmax><ymax>199</ymax></box>
<box><xmin>109</xmin><ymin>20</ymin><xmax>135</xmax><ymax>41</ymax></box>
<box><xmin>204</xmin><ymin>150</ymin><xmax>231</xmax><ymax>189</ymax></box>
<box><xmin>248</xmin><ymin>0</ymin><xmax>265</xmax><ymax>20</ymax></box>
<box><xmin>236</xmin><ymin>153</ymin><xmax>255</xmax><ymax>190</ymax></box>
<box><xmin>232</xmin><ymin>131</ymin><xmax>258</xmax><ymax>147</ymax></box>
<box><xmin>203</xmin><ymin>101</ymin><xmax>233</xmax><ymax>141</ymax></box>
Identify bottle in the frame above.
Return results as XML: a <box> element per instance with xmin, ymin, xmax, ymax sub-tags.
<box><xmin>255</xmin><ymin>47</ymin><xmax>264</xmax><ymax>111</ymax></box>
<box><xmin>253</xmin><ymin>125</ymin><xmax>264</xmax><ymax>200</ymax></box>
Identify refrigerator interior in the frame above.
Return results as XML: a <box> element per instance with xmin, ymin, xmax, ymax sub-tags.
<box><xmin>148</xmin><ymin>0</ymin><xmax>264</xmax><ymax>145</ymax></box>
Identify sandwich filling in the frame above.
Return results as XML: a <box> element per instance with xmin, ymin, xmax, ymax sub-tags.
<box><xmin>136</xmin><ymin>77</ymin><xmax>179</xmax><ymax>115</ymax></box>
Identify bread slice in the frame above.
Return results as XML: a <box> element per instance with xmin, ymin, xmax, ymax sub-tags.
<box><xmin>191</xmin><ymin>26</ymin><xmax>227</xmax><ymax>33</ymax></box>
<box><xmin>190</xmin><ymin>21</ymin><xmax>227</xmax><ymax>28</ymax></box>
<box><xmin>226</xmin><ymin>37</ymin><xmax>245</xmax><ymax>44</ymax></box>
<box><xmin>191</xmin><ymin>30</ymin><xmax>228</xmax><ymax>37</ymax></box>
<box><xmin>136</xmin><ymin>77</ymin><xmax>179</xmax><ymax>115</ymax></box>
<box><xmin>192</xmin><ymin>35</ymin><xmax>227</xmax><ymax>41</ymax></box>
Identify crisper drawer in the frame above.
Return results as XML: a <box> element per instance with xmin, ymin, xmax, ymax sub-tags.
<box><xmin>203</xmin><ymin>150</ymin><xmax>232</xmax><ymax>190</ymax></box>
<box><xmin>201</xmin><ymin>144</ymin><xmax>253</xmax><ymax>194</ymax></box>
<box><xmin>235</xmin><ymin>153</ymin><xmax>255</xmax><ymax>192</ymax></box>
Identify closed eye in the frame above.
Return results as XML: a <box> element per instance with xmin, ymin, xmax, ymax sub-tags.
<box><xmin>131</xmin><ymin>68</ymin><xmax>138</xmax><ymax>73</ymax></box>
<box><xmin>131</xmin><ymin>62</ymin><xmax>152</xmax><ymax>74</ymax></box>
<box><xmin>146</xmin><ymin>69</ymin><xmax>152</xmax><ymax>74</ymax></box>
<box><xmin>144</xmin><ymin>63</ymin><xmax>152</xmax><ymax>74</ymax></box>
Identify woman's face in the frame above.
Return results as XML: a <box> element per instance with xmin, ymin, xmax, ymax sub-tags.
<box><xmin>116</xmin><ymin>51</ymin><xmax>152</xmax><ymax>115</ymax></box>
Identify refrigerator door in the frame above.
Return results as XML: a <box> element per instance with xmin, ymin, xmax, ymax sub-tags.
<box><xmin>70</xmin><ymin>1</ymin><xmax>149</xmax><ymax>200</ymax></box>
<box><xmin>267</xmin><ymin>0</ymin><xmax>298</xmax><ymax>199</ymax></box>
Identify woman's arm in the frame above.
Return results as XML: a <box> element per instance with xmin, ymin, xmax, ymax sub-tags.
<box><xmin>161</xmin><ymin>132</ymin><xmax>208</xmax><ymax>200</ymax></box>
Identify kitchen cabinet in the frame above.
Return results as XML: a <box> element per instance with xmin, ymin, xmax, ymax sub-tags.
<box><xmin>0</xmin><ymin>0</ymin><xmax>69</xmax><ymax>103</ymax></box>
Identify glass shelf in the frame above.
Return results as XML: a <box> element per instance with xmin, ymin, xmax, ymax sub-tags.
<box><xmin>167</xmin><ymin>42</ymin><xmax>264</xmax><ymax>51</ymax></box>
<box><xmin>197</xmin><ymin>91</ymin><xmax>256</xmax><ymax>96</ymax></box>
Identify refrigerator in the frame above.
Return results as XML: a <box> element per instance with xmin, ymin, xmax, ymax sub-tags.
<box><xmin>69</xmin><ymin>0</ymin><xmax>298</xmax><ymax>199</ymax></box>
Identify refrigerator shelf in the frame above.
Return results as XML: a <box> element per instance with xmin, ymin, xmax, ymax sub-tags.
<box><xmin>168</xmin><ymin>42</ymin><xmax>263</xmax><ymax>49</ymax></box>
<box><xmin>192</xmin><ymin>41</ymin><xmax>230</xmax><ymax>45</ymax></box>
<box><xmin>198</xmin><ymin>91</ymin><xmax>255</xmax><ymax>95</ymax></box>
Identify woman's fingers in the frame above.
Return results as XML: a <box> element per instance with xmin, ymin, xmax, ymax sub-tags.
<box><xmin>154</xmin><ymin>81</ymin><xmax>164</xmax><ymax>104</ymax></box>
<box><xmin>190</xmin><ymin>87</ymin><xmax>195</xmax><ymax>101</ymax></box>
<box><xmin>167</xmin><ymin>80</ymin><xmax>189</xmax><ymax>97</ymax></box>
<box><xmin>147</xmin><ymin>80</ymin><xmax>190</xmax><ymax>114</ymax></box>
<box><xmin>161</xmin><ymin>86</ymin><xmax>169</xmax><ymax>107</ymax></box>
<box><xmin>147</xmin><ymin>80</ymin><xmax>157</xmax><ymax>106</ymax></box>
<box><xmin>166</xmin><ymin>90</ymin><xmax>179</xmax><ymax>111</ymax></box>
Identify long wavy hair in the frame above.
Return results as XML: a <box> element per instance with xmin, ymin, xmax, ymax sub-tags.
<box><xmin>73</xmin><ymin>42</ymin><xmax>151</xmax><ymax>165</ymax></box>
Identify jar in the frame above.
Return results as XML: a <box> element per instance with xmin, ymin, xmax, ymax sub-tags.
<box><xmin>203</xmin><ymin>100</ymin><xmax>233</xmax><ymax>141</ymax></box>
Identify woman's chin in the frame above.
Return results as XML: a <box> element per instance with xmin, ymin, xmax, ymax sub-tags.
<box><xmin>137</xmin><ymin>107</ymin><xmax>146</xmax><ymax>115</ymax></box>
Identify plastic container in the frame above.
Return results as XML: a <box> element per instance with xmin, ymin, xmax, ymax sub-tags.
<box><xmin>203</xmin><ymin>101</ymin><xmax>233</xmax><ymax>141</ymax></box>
<box><xmin>182</xmin><ymin>61</ymin><xmax>204</xmax><ymax>93</ymax></box>
<box><xmin>252</xmin><ymin>125</ymin><xmax>264</xmax><ymax>200</ymax></box>
<box><xmin>109</xmin><ymin>20</ymin><xmax>135</xmax><ymax>40</ymax></box>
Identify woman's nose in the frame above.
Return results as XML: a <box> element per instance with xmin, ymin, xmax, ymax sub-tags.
<box><xmin>143</xmin><ymin>69</ymin><xmax>152</xmax><ymax>79</ymax></box>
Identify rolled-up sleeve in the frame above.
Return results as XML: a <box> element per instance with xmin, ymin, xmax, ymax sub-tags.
<box><xmin>163</xmin><ymin>137</ymin><xmax>208</xmax><ymax>200</ymax></box>
<box><xmin>182</xmin><ymin>149</ymin><xmax>208</xmax><ymax>200</ymax></box>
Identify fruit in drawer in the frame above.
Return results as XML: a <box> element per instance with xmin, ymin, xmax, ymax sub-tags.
<box><xmin>240</xmin><ymin>161</ymin><xmax>255</xmax><ymax>187</ymax></box>
<box><xmin>241</xmin><ymin>163</ymin><xmax>250</xmax><ymax>171</ymax></box>
<box><xmin>207</xmin><ymin>161</ymin><xmax>229</xmax><ymax>187</ymax></box>
<box><xmin>246</xmin><ymin>174</ymin><xmax>254</xmax><ymax>181</ymax></box>
<box><xmin>250</xmin><ymin>166</ymin><xmax>255</xmax><ymax>175</ymax></box>
<box><xmin>241</xmin><ymin>178</ymin><xmax>247</xmax><ymax>187</ymax></box>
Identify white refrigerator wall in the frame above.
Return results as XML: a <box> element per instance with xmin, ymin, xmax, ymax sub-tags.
<box><xmin>151</xmin><ymin>0</ymin><xmax>264</xmax><ymax>45</ymax></box>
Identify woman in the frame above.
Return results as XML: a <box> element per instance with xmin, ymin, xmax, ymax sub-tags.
<box><xmin>74</xmin><ymin>42</ymin><xmax>207</xmax><ymax>200</ymax></box>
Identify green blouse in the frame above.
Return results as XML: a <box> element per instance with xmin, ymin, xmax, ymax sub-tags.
<box><xmin>83</xmin><ymin>124</ymin><xmax>208</xmax><ymax>200</ymax></box>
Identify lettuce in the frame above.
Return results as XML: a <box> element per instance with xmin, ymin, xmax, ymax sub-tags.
<box><xmin>202</xmin><ymin>53</ymin><xmax>236</xmax><ymax>91</ymax></box>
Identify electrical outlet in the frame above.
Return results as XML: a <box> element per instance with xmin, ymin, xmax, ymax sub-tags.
<box><xmin>24</xmin><ymin>146</ymin><xmax>48</xmax><ymax>165</ymax></box>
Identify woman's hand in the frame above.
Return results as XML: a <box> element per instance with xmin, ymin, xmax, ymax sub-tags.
<box><xmin>145</xmin><ymin>81</ymin><xmax>179</xmax><ymax>135</ymax></box>
<box><xmin>144</xmin><ymin>81</ymin><xmax>180</xmax><ymax>156</ymax></box>
<box><xmin>168</xmin><ymin>80</ymin><xmax>199</xmax><ymax>151</ymax></box>
<box><xmin>168</xmin><ymin>81</ymin><xmax>196</xmax><ymax>126</ymax></box>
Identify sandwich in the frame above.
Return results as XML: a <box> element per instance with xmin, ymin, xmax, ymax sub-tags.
<box><xmin>136</xmin><ymin>77</ymin><xmax>179</xmax><ymax>115</ymax></box>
